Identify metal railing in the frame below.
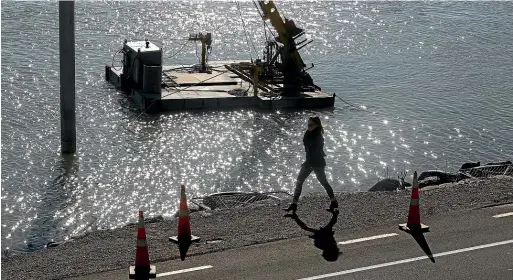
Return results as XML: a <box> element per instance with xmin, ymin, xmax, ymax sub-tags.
<box><xmin>190</xmin><ymin>191</ymin><xmax>291</xmax><ymax>210</ymax></box>
<box><xmin>459</xmin><ymin>164</ymin><xmax>513</xmax><ymax>178</ymax></box>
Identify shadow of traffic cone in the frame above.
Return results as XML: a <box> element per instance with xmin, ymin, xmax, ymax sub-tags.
<box><xmin>399</xmin><ymin>171</ymin><xmax>430</xmax><ymax>233</ymax></box>
<box><xmin>129</xmin><ymin>210</ymin><xmax>156</xmax><ymax>279</ymax></box>
<box><xmin>169</xmin><ymin>185</ymin><xmax>200</xmax><ymax>261</ymax></box>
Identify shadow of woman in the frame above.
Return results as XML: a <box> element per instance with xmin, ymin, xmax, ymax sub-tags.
<box><xmin>284</xmin><ymin>209</ymin><xmax>342</xmax><ymax>262</ymax></box>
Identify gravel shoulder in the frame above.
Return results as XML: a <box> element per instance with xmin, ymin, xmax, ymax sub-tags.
<box><xmin>2</xmin><ymin>176</ymin><xmax>513</xmax><ymax>280</ymax></box>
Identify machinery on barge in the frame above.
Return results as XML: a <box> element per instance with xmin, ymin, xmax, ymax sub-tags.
<box><xmin>105</xmin><ymin>1</ymin><xmax>335</xmax><ymax>112</ymax></box>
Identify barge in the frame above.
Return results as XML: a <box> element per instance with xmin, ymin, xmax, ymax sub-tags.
<box><xmin>105</xmin><ymin>1</ymin><xmax>335</xmax><ymax>112</ymax></box>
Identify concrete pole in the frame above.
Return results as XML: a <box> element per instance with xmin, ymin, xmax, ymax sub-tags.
<box><xmin>59</xmin><ymin>1</ymin><xmax>76</xmax><ymax>153</ymax></box>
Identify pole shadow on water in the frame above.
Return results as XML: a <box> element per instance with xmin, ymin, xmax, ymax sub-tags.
<box><xmin>284</xmin><ymin>210</ymin><xmax>342</xmax><ymax>262</ymax></box>
<box><xmin>409</xmin><ymin>231</ymin><xmax>435</xmax><ymax>263</ymax></box>
<box><xmin>25</xmin><ymin>153</ymin><xmax>79</xmax><ymax>251</ymax></box>
<box><xmin>223</xmin><ymin>113</ymin><xmax>286</xmax><ymax>191</ymax></box>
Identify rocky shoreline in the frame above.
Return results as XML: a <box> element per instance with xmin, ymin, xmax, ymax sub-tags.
<box><xmin>368</xmin><ymin>163</ymin><xmax>513</xmax><ymax>191</ymax></box>
<box><xmin>2</xmin><ymin>176</ymin><xmax>513</xmax><ymax>280</ymax></box>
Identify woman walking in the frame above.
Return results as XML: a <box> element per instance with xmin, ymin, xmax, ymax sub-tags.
<box><xmin>284</xmin><ymin>117</ymin><xmax>338</xmax><ymax>214</ymax></box>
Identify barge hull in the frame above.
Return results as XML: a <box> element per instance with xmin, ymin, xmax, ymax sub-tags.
<box><xmin>105</xmin><ymin>60</ymin><xmax>334</xmax><ymax>112</ymax></box>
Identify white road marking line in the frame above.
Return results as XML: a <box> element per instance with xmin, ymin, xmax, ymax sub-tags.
<box><xmin>338</xmin><ymin>233</ymin><xmax>398</xmax><ymax>245</ymax></box>
<box><xmin>297</xmin><ymin>239</ymin><xmax>513</xmax><ymax>280</ymax></box>
<box><xmin>156</xmin><ymin>265</ymin><xmax>213</xmax><ymax>278</ymax></box>
<box><xmin>493</xmin><ymin>212</ymin><xmax>513</xmax><ymax>218</ymax></box>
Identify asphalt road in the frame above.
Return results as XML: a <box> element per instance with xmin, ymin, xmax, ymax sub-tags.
<box><xmin>72</xmin><ymin>203</ymin><xmax>513</xmax><ymax>280</ymax></box>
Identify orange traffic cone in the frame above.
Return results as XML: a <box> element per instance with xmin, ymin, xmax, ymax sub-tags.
<box><xmin>169</xmin><ymin>185</ymin><xmax>200</xmax><ymax>261</ymax></box>
<box><xmin>129</xmin><ymin>210</ymin><xmax>156</xmax><ymax>279</ymax></box>
<box><xmin>399</xmin><ymin>171</ymin><xmax>430</xmax><ymax>233</ymax></box>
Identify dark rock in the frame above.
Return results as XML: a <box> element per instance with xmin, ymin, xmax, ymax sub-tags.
<box><xmin>418</xmin><ymin>171</ymin><xmax>470</xmax><ymax>188</ymax></box>
<box><xmin>419</xmin><ymin>170</ymin><xmax>446</xmax><ymax>181</ymax></box>
<box><xmin>144</xmin><ymin>215</ymin><xmax>164</xmax><ymax>224</ymax></box>
<box><xmin>461</xmin><ymin>162</ymin><xmax>480</xmax><ymax>169</ymax></box>
<box><xmin>419</xmin><ymin>178</ymin><xmax>444</xmax><ymax>188</ymax></box>
<box><xmin>418</xmin><ymin>170</ymin><xmax>466</xmax><ymax>182</ymax></box>
<box><xmin>368</xmin><ymin>179</ymin><xmax>411</xmax><ymax>192</ymax></box>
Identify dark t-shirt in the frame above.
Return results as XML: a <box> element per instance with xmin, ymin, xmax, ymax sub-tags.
<box><xmin>303</xmin><ymin>128</ymin><xmax>326</xmax><ymax>167</ymax></box>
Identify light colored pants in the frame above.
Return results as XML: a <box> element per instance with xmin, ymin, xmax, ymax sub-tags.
<box><xmin>293</xmin><ymin>165</ymin><xmax>335</xmax><ymax>203</ymax></box>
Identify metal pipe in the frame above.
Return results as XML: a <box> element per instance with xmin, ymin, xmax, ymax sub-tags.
<box><xmin>270</xmin><ymin>46</ymin><xmax>282</xmax><ymax>64</ymax></box>
<box><xmin>304</xmin><ymin>63</ymin><xmax>315</xmax><ymax>71</ymax></box>
<box><xmin>293</xmin><ymin>31</ymin><xmax>305</xmax><ymax>40</ymax></box>
<box><xmin>201</xmin><ymin>40</ymin><xmax>207</xmax><ymax>72</ymax></box>
<box><xmin>296</xmin><ymin>39</ymin><xmax>313</xmax><ymax>51</ymax></box>
<box><xmin>59</xmin><ymin>1</ymin><xmax>76</xmax><ymax>153</ymax></box>
<box><xmin>295</xmin><ymin>38</ymin><xmax>308</xmax><ymax>47</ymax></box>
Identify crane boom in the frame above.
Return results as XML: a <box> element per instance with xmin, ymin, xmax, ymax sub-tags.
<box><xmin>256</xmin><ymin>0</ymin><xmax>315</xmax><ymax>96</ymax></box>
<box><xmin>257</xmin><ymin>1</ymin><xmax>306</xmax><ymax>69</ymax></box>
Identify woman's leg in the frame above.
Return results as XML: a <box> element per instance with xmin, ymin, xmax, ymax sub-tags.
<box><xmin>313</xmin><ymin>167</ymin><xmax>336</xmax><ymax>201</ymax></box>
<box><xmin>292</xmin><ymin>164</ymin><xmax>313</xmax><ymax>204</ymax></box>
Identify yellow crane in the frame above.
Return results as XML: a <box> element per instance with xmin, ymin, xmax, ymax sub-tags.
<box><xmin>255</xmin><ymin>0</ymin><xmax>316</xmax><ymax>96</ymax></box>
<box><xmin>257</xmin><ymin>1</ymin><xmax>306</xmax><ymax>69</ymax></box>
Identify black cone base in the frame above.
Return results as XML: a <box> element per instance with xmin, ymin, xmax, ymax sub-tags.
<box><xmin>169</xmin><ymin>235</ymin><xmax>200</xmax><ymax>261</ymax></box>
<box><xmin>129</xmin><ymin>265</ymin><xmax>156</xmax><ymax>279</ymax></box>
